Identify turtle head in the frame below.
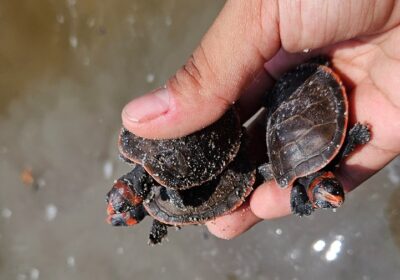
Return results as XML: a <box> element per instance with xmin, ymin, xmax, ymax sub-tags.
<box><xmin>106</xmin><ymin>177</ymin><xmax>147</xmax><ymax>226</ymax></box>
<box><xmin>309</xmin><ymin>172</ymin><xmax>345</xmax><ymax>209</ymax></box>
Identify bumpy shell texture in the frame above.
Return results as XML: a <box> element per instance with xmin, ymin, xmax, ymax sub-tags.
<box><xmin>119</xmin><ymin>108</ymin><xmax>242</xmax><ymax>190</ymax></box>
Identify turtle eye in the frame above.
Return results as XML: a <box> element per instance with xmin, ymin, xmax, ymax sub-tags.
<box><xmin>312</xmin><ymin>178</ymin><xmax>344</xmax><ymax>209</ymax></box>
<box><xmin>324</xmin><ymin>179</ymin><xmax>343</xmax><ymax>195</ymax></box>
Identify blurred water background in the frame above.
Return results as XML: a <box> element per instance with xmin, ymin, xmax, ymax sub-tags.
<box><xmin>0</xmin><ymin>1</ymin><xmax>399</xmax><ymax>279</ymax></box>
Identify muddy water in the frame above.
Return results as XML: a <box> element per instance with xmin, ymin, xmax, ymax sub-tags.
<box><xmin>0</xmin><ymin>1</ymin><xmax>399</xmax><ymax>280</ymax></box>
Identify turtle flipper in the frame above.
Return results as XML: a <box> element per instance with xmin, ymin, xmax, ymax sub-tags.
<box><xmin>290</xmin><ymin>183</ymin><xmax>314</xmax><ymax>216</ymax></box>
<box><xmin>338</xmin><ymin>123</ymin><xmax>371</xmax><ymax>161</ymax></box>
<box><xmin>148</xmin><ymin>220</ymin><xmax>168</xmax><ymax>245</ymax></box>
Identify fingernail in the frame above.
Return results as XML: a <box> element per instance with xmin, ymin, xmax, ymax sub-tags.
<box><xmin>123</xmin><ymin>87</ymin><xmax>170</xmax><ymax>123</ymax></box>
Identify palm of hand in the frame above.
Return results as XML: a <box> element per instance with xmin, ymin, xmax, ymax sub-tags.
<box><xmin>207</xmin><ymin>24</ymin><xmax>400</xmax><ymax>238</ymax></box>
<box><xmin>325</xmin><ymin>26</ymin><xmax>400</xmax><ymax>189</ymax></box>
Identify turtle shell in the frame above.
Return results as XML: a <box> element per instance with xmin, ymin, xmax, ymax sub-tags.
<box><xmin>266</xmin><ymin>63</ymin><xmax>348</xmax><ymax>188</ymax></box>
<box><xmin>142</xmin><ymin>145</ymin><xmax>256</xmax><ymax>225</ymax></box>
<box><xmin>119</xmin><ymin>107</ymin><xmax>242</xmax><ymax>190</ymax></box>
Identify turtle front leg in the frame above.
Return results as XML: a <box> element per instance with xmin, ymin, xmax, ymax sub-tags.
<box><xmin>337</xmin><ymin>123</ymin><xmax>371</xmax><ymax>162</ymax></box>
<box><xmin>290</xmin><ymin>182</ymin><xmax>314</xmax><ymax>216</ymax></box>
<box><xmin>148</xmin><ymin>219</ymin><xmax>169</xmax><ymax>245</ymax></box>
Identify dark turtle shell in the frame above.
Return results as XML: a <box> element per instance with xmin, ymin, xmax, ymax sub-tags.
<box><xmin>266</xmin><ymin>63</ymin><xmax>348</xmax><ymax>188</ymax></box>
<box><xmin>119</xmin><ymin>108</ymin><xmax>242</xmax><ymax>190</ymax></box>
<box><xmin>143</xmin><ymin>145</ymin><xmax>256</xmax><ymax>225</ymax></box>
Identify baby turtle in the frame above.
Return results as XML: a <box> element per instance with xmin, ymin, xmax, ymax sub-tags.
<box><xmin>258</xmin><ymin>59</ymin><xmax>371</xmax><ymax>216</ymax></box>
<box><xmin>106</xmin><ymin>108</ymin><xmax>256</xmax><ymax>244</ymax></box>
<box><xmin>118</xmin><ymin>107</ymin><xmax>242</xmax><ymax>189</ymax></box>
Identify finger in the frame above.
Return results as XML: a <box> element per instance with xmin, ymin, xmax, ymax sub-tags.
<box><xmin>335</xmin><ymin>144</ymin><xmax>397</xmax><ymax>193</ymax></box>
<box><xmin>250</xmin><ymin>181</ymin><xmax>291</xmax><ymax>220</ymax></box>
<box><xmin>205</xmin><ymin>181</ymin><xmax>292</xmax><ymax>239</ymax></box>
<box><xmin>278</xmin><ymin>0</ymin><xmax>400</xmax><ymax>52</ymax></box>
<box><xmin>205</xmin><ymin>202</ymin><xmax>261</xmax><ymax>240</ymax></box>
<box><xmin>264</xmin><ymin>48</ymin><xmax>316</xmax><ymax>79</ymax></box>
<box><xmin>334</xmin><ymin>83</ymin><xmax>400</xmax><ymax>192</ymax></box>
<box><xmin>122</xmin><ymin>0</ymin><xmax>280</xmax><ymax>139</ymax></box>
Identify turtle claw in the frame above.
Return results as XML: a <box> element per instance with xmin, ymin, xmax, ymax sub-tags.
<box><xmin>291</xmin><ymin>202</ymin><xmax>314</xmax><ymax>217</ymax></box>
<box><xmin>148</xmin><ymin>220</ymin><xmax>168</xmax><ymax>245</ymax></box>
<box><xmin>349</xmin><ymin>123</ymin><xmax>371</xmax><ymax>145</ymax></box>
<box><xmin>338</xmin><ymin>123</ymin><xmax>371</xmax><ymax>160</ymax></box>
<box><xmin>290</xmin><ymin>184</ymin><xmax>314</xmax><ymax>217</ymax></box>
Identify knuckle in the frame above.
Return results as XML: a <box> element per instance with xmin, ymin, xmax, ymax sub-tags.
<box><xmin>167</xmin><ymin>44</ymin><xmax>232</xmax><ymax>108</ymax></box>
<box><xmin>278</xmin><ymin>0</ymin><xmax>335</xmax><ymax>52</ymax></box>
<box><xmin>168</xmin><ymin>46</ymin><xmax>211</xmax><ymax>97</ymax></box>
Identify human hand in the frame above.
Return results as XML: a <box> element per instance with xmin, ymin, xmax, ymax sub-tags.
<box><xmin>121</xmin><ymin>0</ymin><xmax>400</xmax><ymax>239</ymax></box>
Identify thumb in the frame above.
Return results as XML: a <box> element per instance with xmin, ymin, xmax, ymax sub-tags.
<box><xmin>122</xmin><ymin>0</ymin><xmax>280</xmax><ymax>139</ymax></box>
